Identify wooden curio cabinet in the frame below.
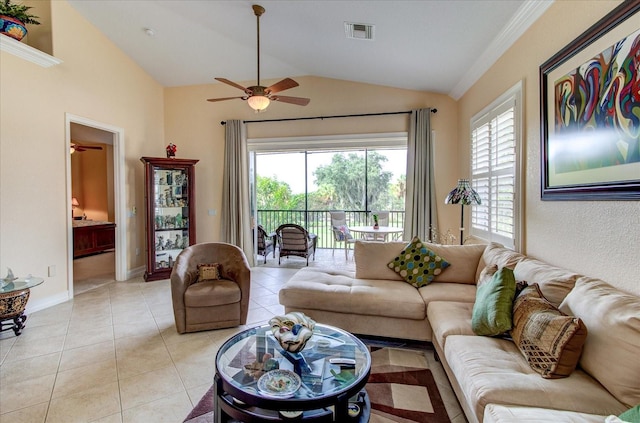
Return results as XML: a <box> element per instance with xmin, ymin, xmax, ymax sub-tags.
<box><xmin>140</xmin><ymin>157</ymin><xmax>199</xmax><ymax>281</ymax></box>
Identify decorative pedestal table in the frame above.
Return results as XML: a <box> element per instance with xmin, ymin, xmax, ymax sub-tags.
<box><xmin>0</xmin><ymin>276</ymin><xmax>44</xmax><ymax>336</ymax></box>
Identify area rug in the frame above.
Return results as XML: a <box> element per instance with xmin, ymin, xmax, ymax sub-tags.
<box><xmin>184</xmin><ymin>346</ymin><xmax>451</xmax><ymax>423</ymax></box>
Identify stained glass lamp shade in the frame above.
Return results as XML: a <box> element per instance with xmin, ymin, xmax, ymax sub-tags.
<box><xmin>444</xmin><ymin>179</ymin><xmax>481</xmax><ymax>245</ymax></box>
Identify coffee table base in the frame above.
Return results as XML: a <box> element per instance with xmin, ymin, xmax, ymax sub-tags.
<box><xmin>215</xmin><ymin>375</ymin><xmax>371</xmax><ymax>422</ymax></box>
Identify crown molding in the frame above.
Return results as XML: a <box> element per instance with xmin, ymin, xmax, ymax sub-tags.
<box><xmin>449</xmin><ymin>0</ymin><xmax>554</xmax><ymax>100</ymax></box>
<box><xmin>0</xmin><ymin>34</ymin><xmax>62</xmax><ymax>67</ymax></box>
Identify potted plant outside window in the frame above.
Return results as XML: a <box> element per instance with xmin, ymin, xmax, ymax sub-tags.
<box><xmin>0</xmin><ymin>0</ymin><xmax>40</xmax><ymax>41</ymax></box>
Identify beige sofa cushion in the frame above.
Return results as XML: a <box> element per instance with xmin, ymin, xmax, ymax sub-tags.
<box><xmin>427</xmin><ymin>301</ymin><xmax>474</xmax><ymax>349</ymax></box>
<box><xmin>279</xmin><ymin>267</ymin><xmax>426</xmax><ymax>320</ymax></box>
<box><xmin>475</xmin><ymin>243</ymin><xmax>526</xmax><ymax>281</ymax></box>
<box><xmin>560</xmin><ymin>277</ymin><xmax>640</xmax><ymax>408</ymax></box>
<box><xmin>355</xmin><ymin>240</ymin><xmax>486</xmax><ymax>284</ymax></box>
<box><xmin>423</xmin><ymin>243</ymin><xmax>486</xmax><ymax>284</ymax></box>
<box><xmin>444</xmin><ymin>335</ymin><xmax>626</xmax><ymax>419</ymax></box>
<box><xmin>514</xmin><ymin>258</ymin><xmax>580</xmax><ymax>307</ymax></box>
<box><xmin>354</xmin><ymin>240</ymin><xmax>405</xmax><ymax>281</ymax></box>
<box><xmin>484</xmin><ymin>404</ymin><xmax>608</xmax><ymax>423</ymax></box>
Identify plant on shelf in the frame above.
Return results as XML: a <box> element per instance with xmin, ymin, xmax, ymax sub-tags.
<box><xmin>0</xmin><ymin>0</ymin><xmax>40</xmax><ymax>41</ymax></box>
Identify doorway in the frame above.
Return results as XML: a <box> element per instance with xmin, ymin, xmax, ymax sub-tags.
<box><xmin>65</xmin><ymin>114</ymin><xmax>127</xmax><ymax>297</ymax></box>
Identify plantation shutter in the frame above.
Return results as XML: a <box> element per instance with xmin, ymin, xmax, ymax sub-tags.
<box><xmin>471</xmin><ymin>97</ymin><xmax>517</xmax><ymax>249</ymax></box>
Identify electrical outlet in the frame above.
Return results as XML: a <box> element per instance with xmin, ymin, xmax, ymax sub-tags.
<box><xmin>135</xmin><ymin>247</ymin><xmax>140</xmax><ymax>256</ymax></box>
<box><xmin>208</xmin><ymin>209</ymin><xmax>217</xmax><ymax>216</ymax></box>
<box><xmin>132</xmin><ymin>206</ymin><xmax>137</xmax><ymax>215</ymax></box>
<box><xmin>48</xmin><ymin>265</ymin><xmax>56</xmax><ymax>277</ymax></box>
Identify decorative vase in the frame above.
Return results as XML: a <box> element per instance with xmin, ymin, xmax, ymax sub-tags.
<box><xmin>373</xmin><ymin>224</ymin><xmax>379</xmax><ymax>229</ymax></box>
<box><xmin>0</xmin><ymin>15</ymin><xmax>27</xmax><ymax>41</ymax></box>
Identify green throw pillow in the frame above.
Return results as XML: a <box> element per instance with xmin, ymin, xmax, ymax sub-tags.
<box><xmin>619</xmin><ymin>404</ymin><xmax>640</xmax><ymax>422</ymax></box>
<box><xmin>387</xmin><ymin>236</ymin><xmax>449</xmax><ymax>288</ymax></box>
<box><xmin>471</xmin><ymin>267</ymin><xmax>517</xmax><ymax>336</ymax></box>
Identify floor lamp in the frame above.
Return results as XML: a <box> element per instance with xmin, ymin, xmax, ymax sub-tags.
<box><xmin>445</xmin><ymin>179</ymin><xmax>481</xmax><ymax>245</ymax></box>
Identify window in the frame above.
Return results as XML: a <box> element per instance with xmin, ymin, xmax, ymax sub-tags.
<box><xmin>470</xmin><ymin>82</ymin><xmax>522</xmax><ymax>250</ymax></box>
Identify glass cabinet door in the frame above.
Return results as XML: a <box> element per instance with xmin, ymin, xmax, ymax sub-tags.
<box><xmin>141</xmin><ymin>157</ymin><xmax>198</xmax><ymax>281</ymax></box>
<box><xmin>153</xmin><ymin>168</ymin><xmax>189</xmax><ymax>271</ymax></box>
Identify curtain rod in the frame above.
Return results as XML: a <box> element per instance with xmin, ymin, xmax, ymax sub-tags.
<box><xmin>220</xmin><ymin>108</ymin><xmax>437</xmax><ymax>125</ymax></box>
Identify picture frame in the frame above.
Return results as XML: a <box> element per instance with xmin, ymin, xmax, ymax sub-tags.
<box><xmin>540</xmin><ymin>1</ymin><xmax>640</xmax><ymax>200</ymax></box>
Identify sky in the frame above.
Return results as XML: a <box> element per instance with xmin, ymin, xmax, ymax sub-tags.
<box><xmin>256</xmin><ymin>149</ymin><xmax>407</xmax><ymax>194</ymax></box>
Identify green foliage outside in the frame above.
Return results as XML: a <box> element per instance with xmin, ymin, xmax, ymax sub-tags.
<box><xmin>256</xmin><ymin>152</ymin><xmax>406</xmax><ymax>247</ymax></box>
<box><xmin>257</xmin><ymin>151</ymin><xmax>406</xmax><ymax>212</ymax></box>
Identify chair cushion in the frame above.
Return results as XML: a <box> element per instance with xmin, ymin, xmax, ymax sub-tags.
<box><xmin>511</xmin><ymin>284</ymin><xmax>587</xmax><ymax>379</ymax></box>
<box><xmin>184</xmin><ymin>279</ymin><xmax>241</xmax><ymax>307</ymax></box>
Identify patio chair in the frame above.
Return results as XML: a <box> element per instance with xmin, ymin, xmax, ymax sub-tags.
<box><xmin>256</xmin><ymin>225</ymin><xmax>275</xmax><ymax>264</ymax></box>
<box><xmin>276</xmin><ymin>223</ymin><xmax>316</xmax><ymax>265</ymax></box>
<box><xmin>329</xmin><ymin>211</ymin><xmax>356</xmax><ymax>259</ymax></box>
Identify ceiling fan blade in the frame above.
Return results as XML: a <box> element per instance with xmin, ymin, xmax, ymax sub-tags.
<box><xmin>214</xmin><ymin>78</ymin><xmax>250</xmax><ymax>94</ymax></box>
<box><xmin>266</xmin><ymin>78</ymin><xmax>299</xmax><ymax>94</ymax></box>
<box><xmin>271</xmin><ymin>95</ymin><xmax>310</xmax><ymax>106</ymax></box>
<box><xmin>206</xmin><ymin>96</ymin><xmax>246</xmax><ymax>102</ymax></box>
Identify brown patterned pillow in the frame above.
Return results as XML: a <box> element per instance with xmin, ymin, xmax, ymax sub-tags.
<box><xmin>511</xmin><ymin>284</ymin><xmax>587</xmax><ymax>379</ymax></box>
<box><xmin>197</xmin><ymin>263</ymin><xmax>221</xmax><ymax>282</ymax></box>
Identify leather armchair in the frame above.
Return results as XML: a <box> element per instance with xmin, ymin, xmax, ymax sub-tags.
<box><xmin>171</xmin><ymin>242</ymin><xmax>251</xmax><ymax>334</ymax></box>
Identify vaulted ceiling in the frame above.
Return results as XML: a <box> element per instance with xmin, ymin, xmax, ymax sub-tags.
<box><xmin>68</xmin><ymin>0</ymin><xmax>552</xmax><ymax>99</ymax></box>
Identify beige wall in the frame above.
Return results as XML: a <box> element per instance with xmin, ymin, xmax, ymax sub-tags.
<box><xmin>164</xmin><ymin>76</ymin><xmax>460</xmax><ymax>244</ymax></box>
<box><xmin>458</xmin><ymin>0</ymin><xmax>639</xmax><ymax>295</ymax></box>
<box><xmin>0</xmin><ymin>1</ymin><xmax>165</xmax><ymax>307</ymax></box>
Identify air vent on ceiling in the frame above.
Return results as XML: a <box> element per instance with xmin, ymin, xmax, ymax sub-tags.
<box><xmin>344</xmin><ymin>22</ymin><xmax>375</xmax><ymax>40</ymax></box>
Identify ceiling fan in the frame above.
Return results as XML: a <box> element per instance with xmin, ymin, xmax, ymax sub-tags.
<box><xmin>207</xmin><ymin>4</ymin><xmax>310</xmax><ymax>112</ymax></box>
<box><xmin>70</xmin><ymin>142</ymin><xmax>103</xmax><ymax>154</ymax></box>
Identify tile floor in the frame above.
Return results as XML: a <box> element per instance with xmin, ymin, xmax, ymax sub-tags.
<box><xmin>0</xmin><ymin>249</ymin><xmax>466</xmax><ymax>423</ymax></box>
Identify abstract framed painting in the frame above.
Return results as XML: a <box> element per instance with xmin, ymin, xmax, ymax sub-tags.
<box><xmin>540</xmin><ymin>1</ymin><xmax>640</xmax><ymax>200</ymax></box>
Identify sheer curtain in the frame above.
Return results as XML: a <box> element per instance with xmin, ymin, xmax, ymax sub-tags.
<box><xmin>220</xmin><ymin>120</ymin><xmax>255</xmax><ymax>266</ymax></box>
<box><xmin>403</xmin><ymin>108</ymin><xmax>438</xmax><ymax>242</ymax></box>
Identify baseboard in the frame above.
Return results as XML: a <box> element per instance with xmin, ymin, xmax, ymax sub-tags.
<box><xmin>126</xmin><ymin>266</ymin><xmax>145</xmax><ymax>280</ymax></box>
<box><xmin>25</xmin><ymin>291</ymin><xmax>70</xmax><ymax>314</ymax></box>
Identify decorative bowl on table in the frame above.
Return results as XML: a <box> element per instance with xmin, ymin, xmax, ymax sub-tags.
<box><xmin>269</xmin><ymin>312</ymin><xmax>316</xmax><ymax>353</ymax></box>
<box><xmin>257</xmin><ymin>369</ymin><xmax>301</xmax><ymax>399</ymax></box>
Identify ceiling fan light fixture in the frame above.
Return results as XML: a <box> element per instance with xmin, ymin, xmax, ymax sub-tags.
<box><xmin>247</xmin><ymin>95</ymin><xmax>270</xmax><ymax>112</ymax></box>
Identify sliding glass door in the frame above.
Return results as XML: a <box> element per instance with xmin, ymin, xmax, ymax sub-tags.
<box><xmin>251</xmin><ymin>148</ymin><xmax>406</xmax><ymax>252</ymax></box>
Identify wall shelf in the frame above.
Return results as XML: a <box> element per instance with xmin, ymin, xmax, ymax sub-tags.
<box><xmin>0</xmin><ymin>34</ymin><xmax>62</xmax><ymax>67</ymax></box>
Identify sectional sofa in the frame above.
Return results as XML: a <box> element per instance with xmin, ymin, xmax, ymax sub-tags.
<box><xmin>279</xmin><ymin>240</ymin><xmax>639</xmax><ymax>422</ymax></box>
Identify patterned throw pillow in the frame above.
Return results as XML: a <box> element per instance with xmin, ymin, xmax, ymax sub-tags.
<box><xmin>333</xmin><ymin>225</ymin><xmax>351</xmax><ymax>241</ymax></box>
<box><xmin>197</xmin><ymin>263</ymin><xmax>221</xmax><ymax>282</ymax></box>
<box><xmin>472</xmin><ymin>267</ymin><xmax>517</xmax><ymax>336</ymax></box>
<box><xmin>387</xmin><ymin>236</ymin><xmax>450</xmax><ymax>288</ymax></box>
<box><xmin>511</xmin><ymin>284</ymin><xmax>587</xmax><ymax>379</ymax></box>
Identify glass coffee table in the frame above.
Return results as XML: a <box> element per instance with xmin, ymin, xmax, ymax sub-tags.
<box><xmin>0</xmin><ymin>276</ymin><xmax>44</xmax><ymax>336</ymax></box>
<box><xmin>214</xmin><ymin>323</ymin><xmax>371</xmax><ymax>422</ymax></box>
